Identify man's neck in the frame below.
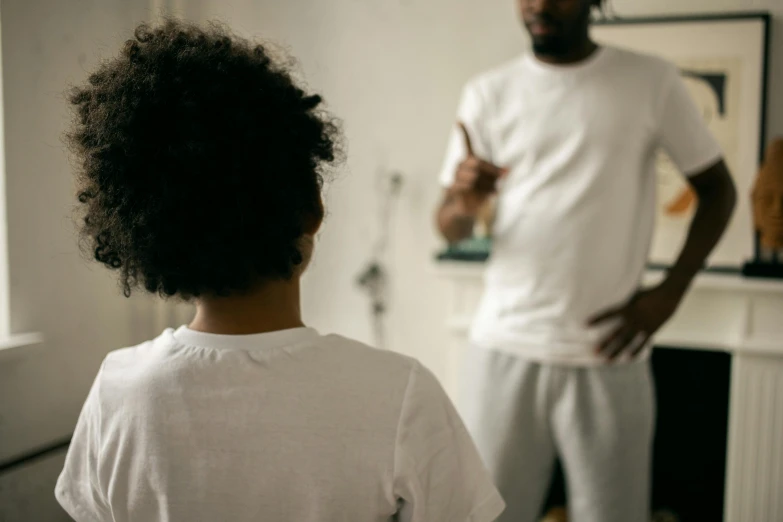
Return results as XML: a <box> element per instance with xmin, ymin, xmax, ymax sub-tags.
<box><xmin>535</xmin><ymin>39</ymin><xmax>599</xmax><ymax>66</ymax></box>
<box><xmin>189</xmin><ymin>279</ymin><xmax>304</xmax><ymax>335</ymax></box>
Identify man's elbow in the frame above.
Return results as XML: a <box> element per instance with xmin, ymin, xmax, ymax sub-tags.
<box><xmin>726</xmin><ymin>175</ymin><xmax>738</xmax><ymax>214</ymax></box>
<box><xmin>715</xmin><ymin>166</ymin><xmax>737</xmax><ymax>216</ymax></box>
<box><xmin>692</xmin><ymin>160</ymin><xmax>737</xmax><ymax>215</ymax></box>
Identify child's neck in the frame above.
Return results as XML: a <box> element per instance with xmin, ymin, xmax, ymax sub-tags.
<box><xmin>189</xmin><ymin>279</ymin><xmax>305</xmax><ymax>335</ymax></box>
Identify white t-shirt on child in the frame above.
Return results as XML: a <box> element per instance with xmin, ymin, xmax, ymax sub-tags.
<box><xmin>56</xmin><ymin>327</ymin><xmax>504</xmax><ymax>522</ymax></box>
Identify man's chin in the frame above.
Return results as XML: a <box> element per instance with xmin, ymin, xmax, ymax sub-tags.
<box><xmin>531</xmin><ymin>38</ymin><xmax>569</xmax><ymax>57</ymax></box>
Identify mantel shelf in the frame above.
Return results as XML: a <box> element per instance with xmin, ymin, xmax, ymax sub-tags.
<box><xmin>434</xmin><ymin>261</ymin><xmax>783</xmax><ymax>295</ymax></box>
<box><xmin>434</xmin><ymin>261</ymin><xmax>783</xmax><ymax>356</ymax></box>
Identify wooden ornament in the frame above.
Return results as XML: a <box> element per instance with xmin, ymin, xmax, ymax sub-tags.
<box><xmin>752</xmin><ymin>137</ymin><xmax>783</xmax><ymax>250</ymax></box>
<box><xmin>540</xmin><ymin>507</ymin><xmax>568</xmax><ymax>522</ymax></box>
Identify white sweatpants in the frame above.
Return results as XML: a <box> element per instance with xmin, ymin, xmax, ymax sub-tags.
<box><xmin>458</xmin><ymin>346</ymin><xmax>655</xmax><ymax>522</ymax></box>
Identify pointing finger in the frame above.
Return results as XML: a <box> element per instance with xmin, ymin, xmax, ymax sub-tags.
<box><xmin>458</xmin><ymin>122</ymin><xmax>474</xmax><ymax>158</ymax></box>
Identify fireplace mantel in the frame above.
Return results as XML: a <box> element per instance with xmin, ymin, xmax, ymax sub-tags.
<box><xmin>435</xmin><ymin>261</ymin><xmax>783</xmax><ymax>522</ymax></box>
<box><xmin>435</xmin><ymin>262</ymin><xmax>783</xmax><ymax>356</ymax></box>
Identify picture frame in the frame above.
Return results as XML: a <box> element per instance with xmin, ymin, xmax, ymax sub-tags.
<box><xmin>593</xmin><ymin>12</ymin><xmax>771</xmax><ymax>271</ymax></box>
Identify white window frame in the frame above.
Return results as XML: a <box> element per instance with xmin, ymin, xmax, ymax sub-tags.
<box><xmin>0</xmin><ymin>7</ymin><xmax>44</xmax><ymax>362</ymax></box>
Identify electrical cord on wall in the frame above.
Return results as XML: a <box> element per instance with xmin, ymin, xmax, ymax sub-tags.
<box><xmin>355</xmin><ymin>171</ymin><xmax>404</xmax><ymax>350</ymax></box>
<box><xmin>595</xmin><ymin>0</ymin><xmax>620</xmax><ymax>22</ymax></box>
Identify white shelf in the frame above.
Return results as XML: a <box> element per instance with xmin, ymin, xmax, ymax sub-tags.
<box><xmin>644</xmin><ymin>269</ymin><xmax>783</xmax><ymax>294</ymax></box>
<box><xmin>0</xmin><ymin>332</ymin><xmax>45</xmax><ymax>363</ymax></box>
<box><xmin>434</xmin><ymin>260</ymin><xmax>783</xmax><ymax>295</ymax></box>
<box><xmin>435</xmin><ymin>260</ymin><xmax>783</xmax><ymax>356</ymax></box>
<box><xmin>433</xmin><ymin>260</ymin><xmax>485</xmax><ymax>279</ymax></box>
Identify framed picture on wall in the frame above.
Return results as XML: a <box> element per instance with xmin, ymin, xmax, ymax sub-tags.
<box><xmin>593</xmin><ymin>12</ymin><xmax>771</xmax><ymax>270</ymax></box>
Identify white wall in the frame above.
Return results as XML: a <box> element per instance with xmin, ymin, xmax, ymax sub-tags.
<box><xmin>0</xmin><ymin>1</ymin><xmax>176</xmax><ymax>520</ymax></box>
<box><xmin>190</xmin><ymin>0</ymin><xmax>783</xmax><ymax>381</ymax></box>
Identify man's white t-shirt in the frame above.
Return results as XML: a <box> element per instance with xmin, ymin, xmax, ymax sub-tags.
<box><xmin>56</xmin><ymin>327</ymin><xmax>504</xmax><ymax>522</ymax></box>
<box><xmin>440</xmin><ymin>46</ymin><xmax>723</xmax><ymax>365</ymax></box>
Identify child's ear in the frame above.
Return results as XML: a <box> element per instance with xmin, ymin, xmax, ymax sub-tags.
<box><xmin>303</xmin><ymin>197</ymin><xmax>324</xmax><ymax>236</ymax></box>
<box><xmin>296</xmin><ymin>234</ymin><xmax>316</xmax><ymax>274</ymax></box>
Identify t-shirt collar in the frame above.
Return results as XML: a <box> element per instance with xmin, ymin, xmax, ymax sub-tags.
<box><xmin>171</xmin><ymin>325</ymin><xmax>320</xmax><ymax>351</ymax></box>
<box><xmin>523</xmin><ymin>45</ymin><xmax>610</xmax><ymax>76</ymax></box>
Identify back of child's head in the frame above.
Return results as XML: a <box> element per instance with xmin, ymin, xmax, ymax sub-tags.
<box><xmin>67</xmin><ymin>19</ymin><xmax>340</xmax><ymax>299</ymax></box>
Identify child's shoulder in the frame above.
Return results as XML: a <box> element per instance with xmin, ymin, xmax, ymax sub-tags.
<box><xmin>314</xmin><ymin>334</ymin><xmax>420</xmax><ymax>374</ymax></box>
<box><xmin>101</xmin><ymin>330</ymin><xmax>174</xmax><ymax>365</ymax></box>
<box><xmin>310</xmin><ymin>335</ymin><xmax>445</xmax><ymax>408</ymax></box>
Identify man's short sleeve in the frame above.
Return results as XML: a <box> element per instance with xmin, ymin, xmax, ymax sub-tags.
<box><xmin>393</xmin><ymin>362</ymin><xmax>505</xmax><ymax>522</ymax></box>
<box><xmin>656</xmin><ymin>64</ymin><xmax>724</xmax><ymax>177</ymax></box>
<box><xmin>439</xmin><ymin>81</ymin><xmax>493</xmax><ymax>187</ymax></box>
<box><xmin>55</xmin><ymin>365</ymin><xmax>111</xmax><ymax>522</ymax></box>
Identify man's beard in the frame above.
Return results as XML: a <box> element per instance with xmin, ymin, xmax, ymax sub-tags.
<box><xmin>529</xmin><ymin>6</ymin><xmax>592</xmax><ymax>58</ymax></box>
<box><xmin>531</xmin><ymin>36</ymin><xmax>571</xmax><ymax>57</ymax></box>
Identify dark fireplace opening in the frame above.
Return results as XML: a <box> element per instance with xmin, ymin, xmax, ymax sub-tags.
<box><xmin>542</xmin><ymin>347</ymin><xmax>732</xmax><ymax>521</ymax></box>
<box><xmin>650</xmin><ymin>346</ymin><xmax>732</xmax><ymax>521</ymax></box>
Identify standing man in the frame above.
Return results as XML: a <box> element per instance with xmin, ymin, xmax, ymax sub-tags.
<box><xmin>436</xmin><ymin>1</ymin><xmax>737</xmax><ymax>521</ymax></box>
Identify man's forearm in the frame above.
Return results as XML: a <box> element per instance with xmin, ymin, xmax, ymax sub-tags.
<box><xmin>664</xmin><ymin>161</ymin><xmax>737</xmax><ymax>295</ymax></box>
<box><xmin>437</xmin><ymin>193</ymin><xmax>476</xmax><ymax>244</ymax></box>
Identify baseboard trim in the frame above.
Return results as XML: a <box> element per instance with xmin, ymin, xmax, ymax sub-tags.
<box><xmin>0</xmin><ymin>436</ymin><xmax>72</xmax><ymax>476</ymax></box>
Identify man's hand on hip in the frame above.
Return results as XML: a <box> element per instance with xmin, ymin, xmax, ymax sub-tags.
<box><xmin>588</xmin><ymin>284</ymin><xmax>685</xmax><ymax>362</ymax></box>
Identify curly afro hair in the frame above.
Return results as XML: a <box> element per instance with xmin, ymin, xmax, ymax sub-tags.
<box><xmin>67</xmin><ymin>19</ymin><xmax>341</xmax><ymax>298</ymax></box>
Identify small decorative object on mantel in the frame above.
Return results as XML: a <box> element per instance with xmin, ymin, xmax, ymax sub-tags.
<box><xmin>743</xmin><ymin>137</ymin><xmax>783</xmax><ymax>278</ymax></box>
